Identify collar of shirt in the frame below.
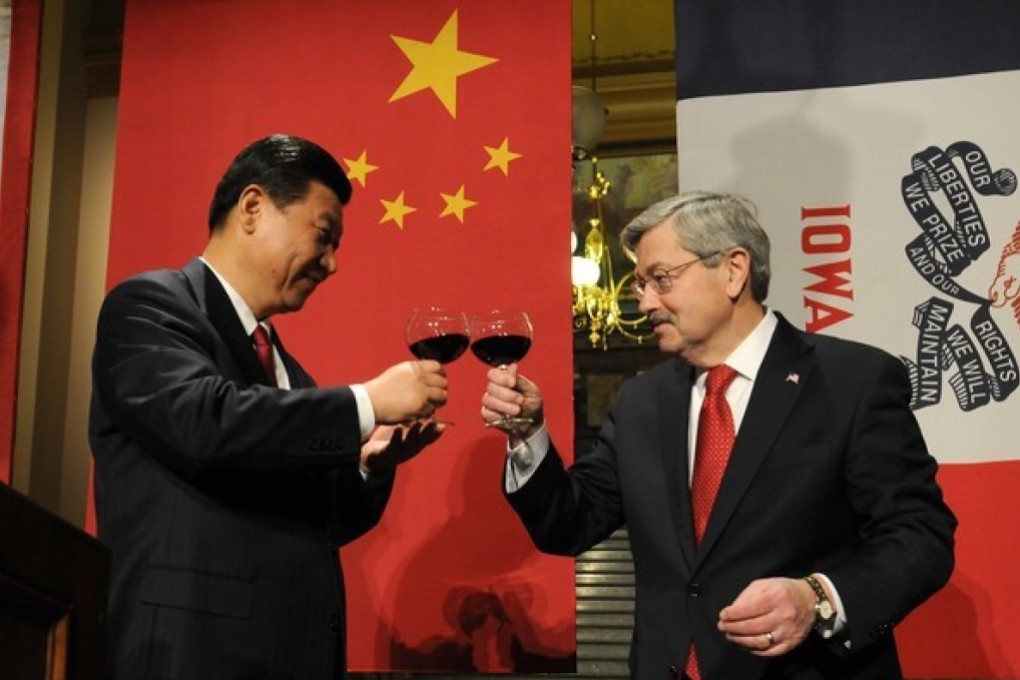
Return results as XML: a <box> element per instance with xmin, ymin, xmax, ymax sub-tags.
<box><xmin>199</xmin><ymin>257</ymin><xmax>264</xmax><ymax>336</ymax></box>
<box><xmin>718</xmin><ymin>307</ymin><xmax>778</xmax><ymax>387</ymax></box>
<box><xmin>199</xmin><ymin>257</ymin><xmax>290</xmax><ymax>389</ymax></box>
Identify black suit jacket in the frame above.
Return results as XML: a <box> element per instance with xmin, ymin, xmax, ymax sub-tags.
<box><xmin>90</xmin><ymin>259</ymin><xmax>393</xmax><ymax>680</ymax></box>
<box><xmin>507</xmin><ymin>314</ymin><xmax>956</xmax><ymax>680</ymax></box>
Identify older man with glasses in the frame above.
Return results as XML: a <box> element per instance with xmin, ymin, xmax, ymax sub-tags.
<box><xmin>480</xmin><ymin>191</ymin><xmax>956</xmax><ymax>680</ymax></box>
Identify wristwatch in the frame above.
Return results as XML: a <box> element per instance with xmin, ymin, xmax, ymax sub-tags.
<box><xmin>804</xmin><ymin>575</ymin><xmax>837</xmax><ymax>637</ymax></box>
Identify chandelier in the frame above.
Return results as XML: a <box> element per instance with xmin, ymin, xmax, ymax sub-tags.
<box><xmin>571</xmin><ymin>155</ymin><xmax>650</xmax><ymax>349</ymax></box>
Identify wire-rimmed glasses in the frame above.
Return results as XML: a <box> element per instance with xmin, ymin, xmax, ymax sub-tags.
<box><xmin>630</xmin><ymin>251</ymin><xmax>721</xmax><ymax>298</ymax></box>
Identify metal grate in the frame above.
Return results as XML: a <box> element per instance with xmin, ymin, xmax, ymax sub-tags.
<box><xmin>574</xmin><ymin>528</ymin><xmax>635</xmax><ymax>679</ymax></box>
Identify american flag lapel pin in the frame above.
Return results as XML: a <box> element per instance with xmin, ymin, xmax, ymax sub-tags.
<box><xmin>785</xmin><ymin>372</ymin><xmax>800</xmax><ymax>385</ymax></box>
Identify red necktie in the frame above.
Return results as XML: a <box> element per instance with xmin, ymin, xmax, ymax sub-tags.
<box><xmin>252</xmin><ymin>325</ymin><xmax>277</xmax><ymax>386</ymax></box>
<box><xmin>686</xmin><ymin>364</ymin><xmax>738</xmax><ymax>680</ymax></box>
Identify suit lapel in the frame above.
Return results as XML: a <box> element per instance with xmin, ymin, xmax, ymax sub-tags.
<box><xmin>657</xmin><ymin>359</ymin><xmax>698</xmax><ymax>570</ymax></box>
<box><xmin>696</xmin><ymin>314</ymin><xmax>816</xmax><ymax>563</ymax></box>
<box><xmin>273</xmin><ymin>332</ymin><xmax>313</xmax><ymax>388</ymax></box>
<box><xmin>182</xmin><ymin>258</ymin><xmax>274</xmax><ymax>388</ymax></box>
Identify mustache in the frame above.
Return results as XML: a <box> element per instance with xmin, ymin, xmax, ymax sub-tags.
<box><xmin>647</xmin><ymin>311</ymin><xmax>674</xmax><ymax>326</ymax></box>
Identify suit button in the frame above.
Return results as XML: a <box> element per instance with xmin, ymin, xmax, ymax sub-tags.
<box><xmin>688</xmin><ymin>582</ymin><xmax>702</xmax><ymax>598</ymax></box>
<box><xmin>328</xmin><ymin>615</ymin><xmax>340</xmax><ymax>631</ymax></box>
<box><xmin>668</xmin><ymin>664</ymin><xmax>680</xmax><ymax>679</ymax></box>
<box><xmin>871</xmin><ymin>621</ymin><xmax>894</xmax><ymax>638</ymax></box>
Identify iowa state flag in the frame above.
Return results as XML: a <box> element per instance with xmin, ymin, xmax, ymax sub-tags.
<box><xmin>676</xmin><ymin>1</ymin><xmax>1020</xmax><ymax>677</ymax></box>
<box><xmin>110</xmin><ymin>0</ymin><xmax>574</xmax><ymax>672</ymax></box>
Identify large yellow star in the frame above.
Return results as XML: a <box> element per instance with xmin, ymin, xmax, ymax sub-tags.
<box><xmin>380</xmin><ymin>191</ymin><xmax>417</xmax><ymax>230</ymax></box>
<box><xmin>483</xmin><ymin>137</ymin><xmax>522</xmax><ymax>176</ymax></box>
<box><xmin>439</xmin><ymin>185</ymin><xmax>478</xmax><ymax>223</ymax></box>
<box><xmin>342</xmin><ymin>150</ymin><xmax>379</xmax><ymax>187</ymax></box>
<box><xmin>389</xmin><ymin>10</ymin><xmax>497</xmax><ymax>118</ymax></box>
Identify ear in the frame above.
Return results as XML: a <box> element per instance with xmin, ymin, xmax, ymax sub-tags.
<box><xmin>237</xmin><ymin>184</ymin><xmax>269</xmax><ymax>234</ymax></box>
<box><xmin>723</xmin><ymin>248</ymin><xmax>752</xmax><ymax>300</ymax></box>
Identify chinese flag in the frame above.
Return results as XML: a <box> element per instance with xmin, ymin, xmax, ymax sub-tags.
<box><xmin>110</xmin><ymin>0</ymin><xmax>574</xmax><ymax>672</ymax></box>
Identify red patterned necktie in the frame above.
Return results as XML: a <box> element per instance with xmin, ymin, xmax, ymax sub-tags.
<box><xmin>686</xmin><ymin>364</ymin><xmax>738</xmax><ymax>680</ymax></box>
<box><xmin>252</xmin><ymin>324</ymin><xmax>277</xmax><ymax>387</ymax></box>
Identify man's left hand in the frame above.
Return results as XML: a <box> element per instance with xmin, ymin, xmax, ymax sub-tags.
<box><xmin>360</xmin><ymin>420</ymin><xmax>444</xmax><ymax>475</ymax></box>
<box><xmin>716</xmin><ymin>577</ymin><xmax>817</xmax><ymax>656</ymax></box>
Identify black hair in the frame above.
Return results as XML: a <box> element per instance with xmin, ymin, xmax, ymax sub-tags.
<box><xmin>207</xmin><ymin>134</ymin><xmax>352</xmax><ymax>232</ymax></box>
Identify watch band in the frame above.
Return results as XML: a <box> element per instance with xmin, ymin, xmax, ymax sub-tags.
<box><xmin>804</xmin><ymin>574</ymin><xmax>827</xmax><ymax>603</ymax></box>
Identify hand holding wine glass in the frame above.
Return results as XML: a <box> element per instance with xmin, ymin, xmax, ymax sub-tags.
<box><xmin>480</xmin><ymin>363</ymin><xmax>544</xmax><ymax>439</ymax></box>
<box><xmin>362</xmin><ymin>361</ymin><xmax>447</xmax><ymax>425</ymax></box>
<box><xmin>470</xmin><ymin>309</ymin><xmax>534</xmax><ymax>429</ymax></box>
<box><xmin>405</xmin><ymin>306</ymin><xmax>470</xmax><ymax>424</ymax></box>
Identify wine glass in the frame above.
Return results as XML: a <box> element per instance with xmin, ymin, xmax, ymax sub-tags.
<box><xmin>406</xmin><ymin>306</ymin><xmax>471</xmax><ymax>364</ymax></box>
<box><xmin>469</xmin><ymin>309</ymin><xmax>534</xmax><ymax>429</ymax></box>
<box><xmin>406</xmin><ymin>307</ymin><xmax>470</xmax><ymax>425</ymax></box>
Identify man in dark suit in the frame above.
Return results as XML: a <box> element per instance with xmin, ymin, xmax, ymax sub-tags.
<box><xmin>90</xmin><ymin>134</ymin><xmax>449</xmax><ymax>680</ymax></box>
<box><xmin>480</xmin><ymin>191</ymin><xmax>956</xmax><ymax>679</ymax></box>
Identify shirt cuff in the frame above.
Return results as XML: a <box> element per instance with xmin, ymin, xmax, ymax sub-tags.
<box><xmin>505</xmin><ymin>424</ymin><xmax>550</xmax><ymax>493</ymax></box>
<box><xmin>350</xmin><ymin>384</ymin><xmax>376</xmax><ymax>441</ymax></box>
<box><xmin>814</xmin><ymin>572</ymin><xmax>848</xmax><ymax>638</ymax></box>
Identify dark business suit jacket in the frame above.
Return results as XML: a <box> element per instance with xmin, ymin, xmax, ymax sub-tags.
<box><xmin>507</xmin><ymin>314</ymin><xmax>956</xmax><ymax>680</ymax></box>
<box><xmin>90</xmin><ymin>258</ymin><xmax>392</xmax><ymax>680</ymax></box>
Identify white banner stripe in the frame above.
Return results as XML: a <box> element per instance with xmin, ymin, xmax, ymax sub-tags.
<box><xmin>678</xmin><ymin>71</ymin><xmax>1020</xmax><ymax>464</ymax></box>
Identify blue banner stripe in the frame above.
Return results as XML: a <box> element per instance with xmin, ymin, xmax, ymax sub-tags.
<box><xmin>676</xmin><ymin>0</ymin><xmax>1020</xmax><ymax>100</ymax></box>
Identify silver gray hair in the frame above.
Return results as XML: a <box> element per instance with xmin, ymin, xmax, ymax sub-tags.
<box><xmin>620</xmin><ymin>191</ymin><xmax>771</xmax><ymax>302</ymax></box>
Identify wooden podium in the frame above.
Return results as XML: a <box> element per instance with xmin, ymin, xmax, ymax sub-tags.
<box><xmin>0</xmin><ymin>483</ymin><xmax>109</xmax><ymax>680</ymax></box>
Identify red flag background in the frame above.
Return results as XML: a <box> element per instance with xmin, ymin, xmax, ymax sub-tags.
<box><xmin>0</xmin><ymin>0</ymin><xmax>42</xmax><ymax>482</ymax></box>
<box><xmin>111</xmin><ymin>0</ymin><xmax>574</xmax><ymax>672</ymax></box>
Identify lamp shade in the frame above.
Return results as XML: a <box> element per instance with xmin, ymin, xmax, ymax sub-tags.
<box><xmin>572</xmin><ymin>255</ymin><xmax>601</xmax><ymax>286</ymax></box>
<box><xmin>571</xmin><ymin>86</ymin><xmax>607</xmax><ymax>160</ymax></box>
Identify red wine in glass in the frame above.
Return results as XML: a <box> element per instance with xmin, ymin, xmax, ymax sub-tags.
<box><xmin>469</xmin><ymin>309</ymin><xmax>534</xmax><ymax>428</ymax></box>
<box><xmin>469</xmin><ymin>334</ymin><xmax>531</xmax><ymax>367</ymax></box>
<box><xmin>409</xmin><ymin>333</ymin><xmax>470</xmax><ymax>363</ymax></box>
<box><xmin>406</xmin><ymin>307</ymin><xmax>470</xmax><ymax>364</ymax></box>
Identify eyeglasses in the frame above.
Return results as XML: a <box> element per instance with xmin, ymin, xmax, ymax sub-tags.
<box><xmin>630</xmin><ymin>252</ymin><xmax>720</xmax><ymax>298</ymax></box>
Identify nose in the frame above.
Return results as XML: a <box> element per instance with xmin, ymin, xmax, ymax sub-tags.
<box><xmin>322</xmin><ymin>245</ymin><xmax>338</xmax><ymax>275</ymax></box>
<box><xmin>637</xmin><ymin>287</ymin><xmax>661</xmax><ymax>315</ymax></box>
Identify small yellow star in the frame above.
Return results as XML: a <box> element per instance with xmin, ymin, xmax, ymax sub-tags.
<box><xmin>380</xmin><ymin>191</ymin><xmax>418</xmax><ymax>230</ymax></box>
<box><xmin>389</xmin><ymin>10</ymin><xmax>498</xmax><ymax>118</ymax></box>
<box><xmin>439</xmin><ymin>185</ymin><xmax>478</xmax><ymax>223</ymax></box>
<box><xmin>483</xmin><ymin>138</ymin><xmax>522</xmax><ymax>176</ymax></box>
<box><xmin>342</xmin><ymin>150</ymin><xmax>379</xmax><ymax>187</ymax></box>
